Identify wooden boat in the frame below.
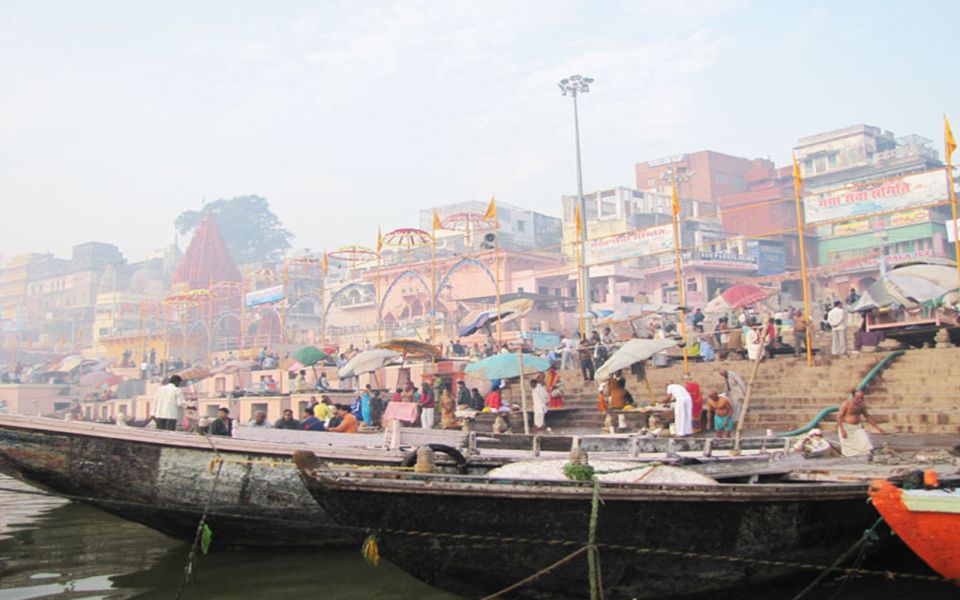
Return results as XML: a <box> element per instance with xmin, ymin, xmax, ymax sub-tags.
<box><xmin>0</xmin><ymin>413</ymin><xmax>500</xmax><ymax>548</ymax></box>
<box><xmin>0</xmin><ymin>413</ymin><xmax>788</xmax><ymax>549</ymax></box>
<box><xmin>869</xmin><ymin>479</ymin><xmax>960</xmax><ymax>583</ymax></box>
<box><xmin>294</xmin><ymin>453</ymin><xmax>886</xmax><ymax>600</ymax></box>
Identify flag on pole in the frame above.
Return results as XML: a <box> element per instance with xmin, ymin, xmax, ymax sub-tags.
<box><xmin>483</xmin><ymin>197</ymin><xmax>497</xmax><ymax>222</ymax></box>
<box><xmin>376</xmin><ymin>226</ymin><xmax>382</xmax><ymax>254</ymax></box>
<box><xmin>946</xmin><ymin>114</ymin><xmax>957</xmax><ymax>163</ymax></box>
<box><xmin>792</xmin><ymin>153</ymin><xmax>803</xmax><ymax>190</ymax></box>
<box><xmin>321</xmin><ymin>250</ymin><xmax>328</xmax><ymax>276</ymax></box>
<box><xmin>671</xmin><ymin>181</ymin><xmax>680</xmax><ymax>218</ymax></box>
<box><xmin>432</xmin><ymin>209</ymin><xmax>442</xmax><ymax>231</ymax></box>
<box><xmin>574</xmin><ymin>204</ymin><xmax>583</xmax><ymax>239</ymax></box>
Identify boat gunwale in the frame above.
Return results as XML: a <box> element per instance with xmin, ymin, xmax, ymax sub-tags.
<box><xmin>0</xmin><ymin>414</ymin><xmax>410</xmax><ymax>463</ymax></box>
<box><xmin>300</xmin><ymin>466</ymin><xmax>875</xmax><ymax>502</ymax></box>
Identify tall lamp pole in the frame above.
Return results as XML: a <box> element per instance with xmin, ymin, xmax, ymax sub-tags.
<box><xmin>559</xmin><ymin>74</ymin><xmax>594</xmax><ymax>336</ymax></box>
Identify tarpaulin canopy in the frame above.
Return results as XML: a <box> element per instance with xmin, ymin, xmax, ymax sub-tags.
<box><xmin>704</xmin><ymin>285</ymin><xmax>773</xmax><ymax>314</ymax></box>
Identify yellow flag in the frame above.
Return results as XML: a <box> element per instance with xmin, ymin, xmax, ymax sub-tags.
<box><xmin>574</xmin><ymin>204</ymin><xmax>583</xmax><ymax>238</ymax></box>
<box><xmin>433</xmin><ymin>209</ymin><xmax>442</xmax><ymax>231</ymax></box>
<box><xmin>792</xmin><ymin>153</ymin><xmax>803</xmax><ymax>191</ymax></box>
<box><xmin>483</xmin><ymin>197</ymin><xmax>497</xmax><ymax>222</ymax></box>
<box><xmin>671</xmin><ymin>181</ymin><xmax>680</xmax><ymax>218</ymax></box>
<box><xmin>376</xmin><ymin>226</ymin><xmax>382</xmax><ymax>254</ymax></box>
<box><xmin>946</xmin><ymin>114</ymin><xmax>957</xmax><ymax>163</ymax></box>
<box><xmin>321</xmin><ymin>250</ymin><xmax>329</xmax><ymax>275</ymax></box>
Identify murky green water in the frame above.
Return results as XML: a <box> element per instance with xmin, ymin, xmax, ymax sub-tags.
<box><xmin>0</xmin><ymin>475</ymin><xmax>456</xmax><ymax>599</ymax></box>
<box><xmin>1</xmin><ymin>474</ymin><xmax>956</xmax><ymax>599</ymax></box>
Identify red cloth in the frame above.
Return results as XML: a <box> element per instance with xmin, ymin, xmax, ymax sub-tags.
<box><xmin>686</xmin><ymin>381</ymin><xmax>703</xmax><ymax>418</ymax></box>
<box><xmin>485</xmin><ymin>390</ymin><xmax>502</xmax><ymax>410</ymax></box>
<box><xmin>383</xmin><ymin>401</ymin><xmax>419</xmax><ymax>423</ymax></box>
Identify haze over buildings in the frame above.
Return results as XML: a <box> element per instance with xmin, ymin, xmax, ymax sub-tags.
<box><xmin>0</xmin><ymin>1</ymin><xmax>958</xmax><ymax>260</ymax></box>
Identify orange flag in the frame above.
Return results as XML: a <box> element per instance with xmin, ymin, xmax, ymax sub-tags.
<box><xmin>433</xmin><ymin>209</ymin><xmax>442</xmax><ymax>231</ymax></box>
<box><xmin>946</xmin><ymin>114</ymin><xmax>957</xmax><ymax>163</ymax></box>
<box><xmin>671</xmin><ymin>181</ymin><xmax>680</xmax><ymax>218</ymax></box>
<box><xmin>483</xmin><ymin>197</ymin><xmax>497</xmax><ymax>222</ymax></box>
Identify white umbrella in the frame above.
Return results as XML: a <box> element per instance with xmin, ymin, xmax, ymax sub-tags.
<box><xmin>337</xmin><ymin>349</ymin><xmax>402</xmax><ymax>379</ymax></box>
<box><xmin>595</xmin><ymin>338</ymin><xmax>681</xmax><ymax>380</ymax></box>
<box><xmin>601</xmin><ymin>303</ymin><xmax>682</xmax><ymax>324</ymax></box>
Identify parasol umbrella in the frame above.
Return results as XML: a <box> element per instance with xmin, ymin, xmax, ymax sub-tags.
<box><xmin>338</xmin><ymin>349</ymin><xmax>402</xmax><ymax>379</ymax></box>
<box><xmin>210</xmin><ymin>359</ymin><xmax>256</xmax><ymax>374</ymax></box>
<box><xmin>601</xmin><ymin>303</ymin><xmax>683</xmax><ymax>324</ymax></box>
<box><xmin>464</xmin><ymin>353</ymin><xmax>550</xmax><ymax>381</ymax></box>
<box><xmin>173</xmin><ymin>366</ymin><xmax>210</xmax><ymax>381</ymax></box>
<box><xmin>79</xmin><ymin>371</ymin><xmax>124</xmax><ymax>387</ymax></box>
<box><xmin>465</xmin><ymin>352</ymin><xmax>550</xmax><ymax>436</ymax></box>
<box><xmin>58</xmin><ymin>355</ymin><xmax>85</xmax><ymax>372</ymax></box>
<box><xmin>594</xmin><ymin>338</ymin><xmax>682</xmax><ymax>380</ymax></box>
<box><xmin>459</xmin><ymin>298</ymin><xmax>535</xmax><ymax>336</ymax></box>
<box><xmin>376</xmin><ymin>338</ymin><xmax>440</xmax><ymax>357</ymax></box>
<box><xmin>292</xmin><ymin>346</ymin><xmax>330</xmax><ymax>367</ymax></box>
<box><xmin>704</xmin><ymin>284</ymin><xmax>773</xmax><ymax>314</ymax></box>
<box><xmin>286</xmin><ymin>360</ymin><xmax>305</xmax><ymax>373</ymax></box>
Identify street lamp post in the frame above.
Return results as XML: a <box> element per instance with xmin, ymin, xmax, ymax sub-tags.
<box><xmin>559</xmin><ymin>74</ymin><xmax>593</xmax><ymax>334</ymax></box>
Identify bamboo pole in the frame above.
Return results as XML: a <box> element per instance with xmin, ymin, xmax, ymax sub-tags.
<box><xmin>792</xmin><ymin>154</ymin><xmax>814</xmax><ymax>367</ymax></box>
<box><xmin>517</xmin><ymin>350</ymin><xmax>530</xmax><ymax>435</ymax></box>
<box><xmin>732</xmin><ymin>326</ymin><xmax>768</xmax><ymax>454</ymax></box>
<box><xmin>671</xmin><ymin>180</ymin><xmax>689</xmax><ymax>374</ymax></box>
<box><xmin>495</xmin><ymin>218</ymin><xmax>503</xmax><ymax>344</ymax></box>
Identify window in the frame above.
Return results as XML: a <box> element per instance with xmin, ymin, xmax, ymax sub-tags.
<box><xmin>538</xmin><ymin>286</ymin><xmax>548</xmax><ymax>295</ymax></box>
<box><xmin>516</xmin><ymin>287</ymin><xmax>525</xmax><ymax>293</ymax></box>
<box><xmin>687</xmin><ymin>278</ymin><xmax>699</xmax><ymax>292</ymax></box>
<box><xmin>828</xmin><ymin>154</ymin><xmax>838</xmax><ymax>169</ymax></box>
<box><xmin>516</xmin><ymin>221</ymin><xmax>526</xmax><ymax>232</ymax></box>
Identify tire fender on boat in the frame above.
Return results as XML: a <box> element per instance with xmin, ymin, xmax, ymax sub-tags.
<box><xmin>401</xmin><ymin>444</ymin><xmax>468</xmax><ymax>474</ymax></box>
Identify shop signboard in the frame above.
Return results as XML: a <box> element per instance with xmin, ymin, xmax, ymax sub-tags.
<box><xmin>694</xmin><ymin>251</ymin><xmax>758</xmax><ymax>271</ymax></box>
<box><xmin>584</xmin><ymin>223</ymin><xmax>675</xmax><ymax>266</ymax></box>
<box><xmin>244</xmin><ymin>285</ymin><xmax>283</xmax><ymax>308</ymax></box>
<box><xmin>803</xmin><ymin>170</ymin><xmax>947</xmax><ymax>225</ymax></box>
<box><xmin>889</xmin><ymin>208</ymin><xmax>930</xmax><ymax>227</ymax></box>
<box><xmin>832</xmin><ymin>220</ymin><xmax>871</xmax><ymax>236</ymax></box>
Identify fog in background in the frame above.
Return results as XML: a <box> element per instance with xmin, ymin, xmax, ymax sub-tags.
<box><xmin>1</xmin><ymin>0</ymin><xmax>957</xmax><ymax>260</ymax></box>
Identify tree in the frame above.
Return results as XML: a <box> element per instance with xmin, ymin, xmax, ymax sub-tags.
<box><xmin>175</xmin><ymin>196</ymin><xmax>293</xmax><ymax>265</ymax></box>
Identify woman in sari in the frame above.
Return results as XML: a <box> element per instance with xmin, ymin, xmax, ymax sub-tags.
<box><xmin>544</xmin><ymin>365</ymin><xmax>564</xmax><ymax>408</ymax></box>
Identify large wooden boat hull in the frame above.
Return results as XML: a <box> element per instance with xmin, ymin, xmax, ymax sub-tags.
<box><xmin>0</xmin><ymin>414</ymin><xmax>415</xmax><ymax>548</ymax></box>
<box><xmin>295</xmin><ymin>454</ymin><xmax>880</xmax><ymax>600</ymax></box>
<box><xmin>869</xmin><ymin>479</ymin><xmax>960</xmax><ymax>583</ymax></box>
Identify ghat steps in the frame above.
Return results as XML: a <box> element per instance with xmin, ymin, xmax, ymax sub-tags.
<box><xmin>504</xmin><ymin>346</ymin><xmax>959</xmax><ymax>435</ymax></box>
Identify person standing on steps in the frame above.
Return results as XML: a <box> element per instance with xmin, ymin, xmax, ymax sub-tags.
<box><xmin>838</xmin><ymin>389</ymin><xmax>884</xmax><ymax>457</ymax></box>
<box><xmin>578</xmin><ymin>337</ymin><xmax>595</xmax><ymax>382</ymax></box>
<box><xmin>827</xmin><ymin>300</ymin><xmax>847</xmax><ymax>356</ymax></box>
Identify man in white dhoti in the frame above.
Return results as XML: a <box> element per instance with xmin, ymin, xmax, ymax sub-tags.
<box><xmin>529</xmin><ymin>379</ymin><xmax>550</xmax><ymax>430</ymax></box>
<box><xmin>663</xmin><ymin>383</ymin><xmax>693</xmax><ymax>437</ymax></box>
<box><xmin>837</xmin><ymin>389</ymin><xmax>884</xmax><ymax>457</ymax></box>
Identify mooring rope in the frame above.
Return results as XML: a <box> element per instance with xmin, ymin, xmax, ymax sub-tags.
<box><xmin>174</xmin><ymin>433</ymin><xmax>225</xmax><ymax>600</ymax></box>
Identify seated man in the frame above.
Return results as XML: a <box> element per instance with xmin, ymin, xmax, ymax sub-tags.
<box><xmin>274</xmin><ymin>408</ymin><xmax>301</xmax><ymax>430</ymax></box>
<box><xmin>246</xmin><ymin>410</ymin><xmax>273</xmax><ymax>428</ymax></box>
<box><xmin>328</xmin><ymin>404</ymin><xmax>359</xmax><ymax>433</ymax></box>
<box><xmin>301</xmin><ymin>406</ymin><xmax>325</xmax><ymax>431</ymax></box>
<box><xmin>317</xmin><ymin>371</ymin><xmax>331</xmax><ymax>391</ymax></box>
<box><xmin>209</xmin><ymin>407</ymin><xmax>233</xmax><ymax>437</ymax></box>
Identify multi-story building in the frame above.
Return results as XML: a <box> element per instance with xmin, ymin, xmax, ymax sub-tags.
<box><xmin>794</xmin><ymin>124</ymin><xmax>949</xmax><ymax>295</ymax></box>
<box><xmin>634</xmin><ymin>150</ymin><xmax>770</xmax><ymax>208</ymax></box>
<box><xmin>418</xmin><ymin>200</ymin><xmax>562</xmax><ymax>257</ymax></box>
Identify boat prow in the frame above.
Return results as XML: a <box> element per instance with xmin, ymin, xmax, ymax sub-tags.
<box><xmin>869</xmin><ymin>479</ymin><xmax>960</xmax><ymax>583</ymax></box>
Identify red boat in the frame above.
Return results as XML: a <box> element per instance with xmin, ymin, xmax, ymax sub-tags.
<box><xmin>869</xmin><ymin>479</ymin><xmax>960</xmax><ymax>583</ymax></box>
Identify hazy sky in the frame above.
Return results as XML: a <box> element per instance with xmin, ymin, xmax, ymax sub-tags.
<box><xmin>1</xmin><ymin>0</ymin><xmax>957</xmax><ymax>262</ymax></box>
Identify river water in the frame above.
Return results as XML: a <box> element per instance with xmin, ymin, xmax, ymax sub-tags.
<box><xmin>0</xmin><ymin>474</ymin><xmax>956</xmax><ymax>599</ymax></box>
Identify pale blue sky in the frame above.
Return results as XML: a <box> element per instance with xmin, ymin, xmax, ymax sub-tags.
<box><xmin>1</xmin><ymin>0</ymin><xmax>957</xmax><ymax>261</ymax></box>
